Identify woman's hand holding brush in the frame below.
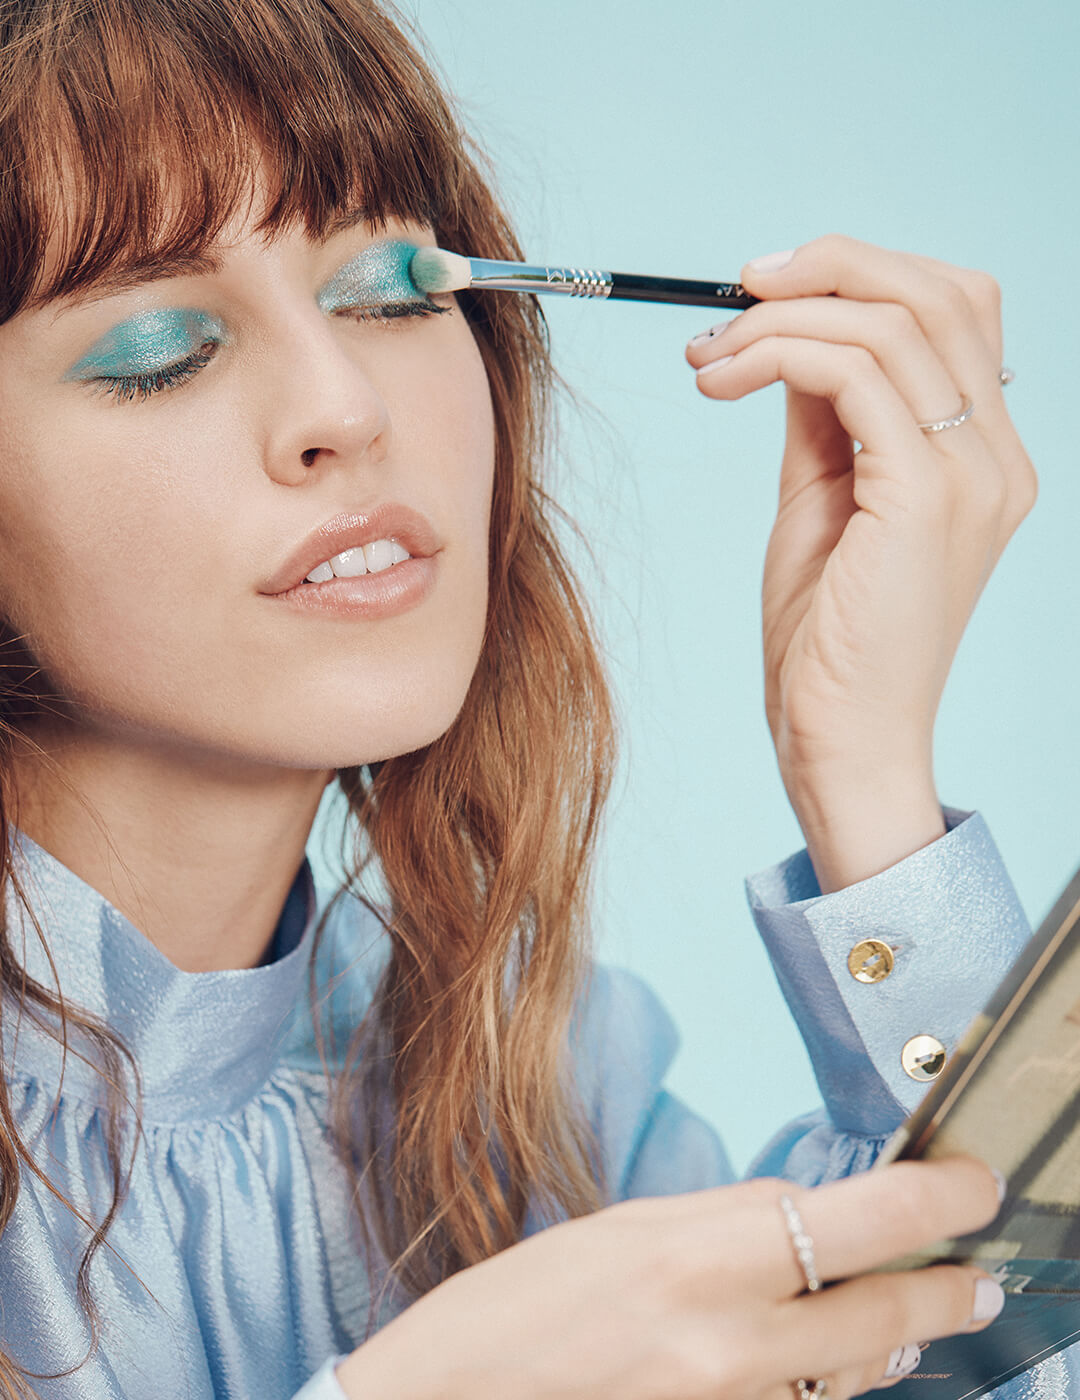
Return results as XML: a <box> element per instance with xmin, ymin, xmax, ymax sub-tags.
<box><xmin>686</xmin><ymin>235</ymin><xmax>1035</xmax><ymax>892</ymax></box>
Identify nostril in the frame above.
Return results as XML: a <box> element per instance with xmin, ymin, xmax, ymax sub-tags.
<box><xmin>300</xmin><ymin>448</ymin><xmax>318</xmax><ymax>467</ymax></box>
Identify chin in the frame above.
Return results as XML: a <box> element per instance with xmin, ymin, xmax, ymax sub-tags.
<box><xmin>256</xmin><ymin>680</ymin><xmax>474</xmax><ymax>772</ymax></box>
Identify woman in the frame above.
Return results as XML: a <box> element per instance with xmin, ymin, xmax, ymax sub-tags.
<box><xmin>0</xmin><ymin>1</ymin><xmax>1054</xmax><ymax>1398</ymax></box>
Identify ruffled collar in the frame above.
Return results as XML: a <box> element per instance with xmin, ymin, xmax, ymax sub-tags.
<box><xmin>2</xmin><ymin>830</ymin><xmax>319</xmax><ymax>1123</ymax></box>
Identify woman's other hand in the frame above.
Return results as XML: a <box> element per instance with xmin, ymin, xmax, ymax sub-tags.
<box><xmin>685</xmin><ymin>236</ymin><xmax>1036</xmax><ymax>892</ymax></box>
<box><xmin>334</xmin><ymin>1155</ymin><xmax>1004</xmax><ymax>1400</ymax></box>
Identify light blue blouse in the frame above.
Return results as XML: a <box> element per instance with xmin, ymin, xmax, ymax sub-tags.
<box><xmin>0</xmin><ymin>812</ymin><xmax>1072</xmax><ymax>1400</ymax></box>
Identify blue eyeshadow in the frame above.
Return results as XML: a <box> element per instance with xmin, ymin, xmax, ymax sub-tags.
<box><xmin>64</xmin><ymin>240</ymin><xmax>428</xmax><ymax>389</ymax></box>
<box><xmin>315</xmin><ymin>239</ymin><xmax>426</xmax><ymax>314</ymax></box>
<box><xmin>64</xmin><ymin>309</ymin><xmax>227</xmax><ymax>380</ymax></box>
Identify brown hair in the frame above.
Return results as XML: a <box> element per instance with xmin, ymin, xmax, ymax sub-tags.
<box><xmin>0</xmin><ymin>0</ymin><xmax>616</xmax><ymax>1392</ymax></box>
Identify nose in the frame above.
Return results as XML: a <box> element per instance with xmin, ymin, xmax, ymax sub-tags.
<box><xmin>258</xmin><ymin>312</ymin><xmax>392</xmax><ymax>488</ymax></box>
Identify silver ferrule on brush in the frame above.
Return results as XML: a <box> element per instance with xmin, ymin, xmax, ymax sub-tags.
<box><xmin>465</xmin><ymin>258</ymin><xmax>613</xmax><ymax>298</ymax></box>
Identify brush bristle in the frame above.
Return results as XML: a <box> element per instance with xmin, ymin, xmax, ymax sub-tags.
<box><xmin>409</xmin><ymin>246</ymin><xmax>472</xmax><ymax>295</ymax></box>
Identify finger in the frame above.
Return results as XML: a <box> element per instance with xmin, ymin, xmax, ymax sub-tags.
<box><xmin>687</xmin><ymin>296</ymin><xmax>962</xmax><ymax>428</ymax></box>
<box><xmin>739</xmin><ymin>235</ymin><xmax>1001</xmax><ymax>403</ymax></box>
<box><xmin>770</xmin><ymin>1264</ymin><xmax>1005</xmax><ymax>1382</ymax></box>
<box><xmin>864</xmin><ymin>250</ymin><xmax>1031</xmax><ymax>514</ymax></box>
<box><xmin>730</xmin><ymin>236</ymin><xmax>1035</xmax><ymax>517</ymax></box>
<box><xmin>906</xmin><ymin>252</ymin><xmax>1004</xmax><ymax>364</ymax></box>
<box><xmin>672</xmin><ymin>1160</ymin><xmax>1000</xmax><ymax>1312</ymax></box>
<box><xmin>759</xmin><ymin>1345</ymin><xmax>921</xmax><ymax>1400</ymax></box>
<box><xmin>760</xmin><ymin>1381</ymin><xmax>842</xmax><ymax>1400</ymax></box>
<box><xmin>814</xmin><ymin>1344</ymin><xmax>921</xmax><ymax>1400</ymax></box>
<box><xmin>777</xmin><ymin>1158</ymin><xmax>1003</xmax><ymax>1288</ymax></box>
<box><xmin>693</xmin><ymin>333</ymin><xmax>938</xmax><ymax>491</ymax></box>
<box><xmin>870</xmin><ymin>1342</ymin><xmax>924</xmax><ymax>1389</ymax></box>
<box><xmin>898</xmin><ymin>255</ymin><xmax>1030</xmax><ymax>508</ymax></box>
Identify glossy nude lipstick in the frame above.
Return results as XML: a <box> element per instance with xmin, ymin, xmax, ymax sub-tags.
<box><xmin>262</xmin><ymin>505</ymin><xmax>440</xmax><ymax>621</ymax></box>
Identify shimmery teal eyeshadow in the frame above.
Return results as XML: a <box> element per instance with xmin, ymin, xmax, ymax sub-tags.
<box><xmin>64</xmin><ymin>309</ymin><xmax>227</xmax><ymax>381</ymax></box>
<box><xmin>63</xmin><ymin>241</ymin><xmax>427</xmax><ymax>389</ymax></box>
<box><xmin>316</xmin><ymin>239</ymin><xmax>427</xmax><ymax>314</ymax></box>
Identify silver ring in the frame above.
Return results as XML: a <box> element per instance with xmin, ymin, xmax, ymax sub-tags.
<box><xmin>793</xmin><ymin>1382</ymin><xmax>828</xmax><ymax>1399</ymax></box>
<box><xmin>1000</xmin><ymin>366</ymin><xmax>1016</xmax><ymax>386</ymax></box>
<box><xmin>778</xmin><ymin>1193</ymin><xmax>822</xmax><ymax>1293</ymax></box>
<box><xmin>917</xmin><ymin>396</ymin><xmax>975</xmax><ymax>434</ymax></box>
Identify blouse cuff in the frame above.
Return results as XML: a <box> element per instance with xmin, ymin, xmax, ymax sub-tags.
<box><xmin>291</xmin><ymin>1355</ymin><xmax>351</xmax><ymax>1400</ymax></box>
<box><xmin>745</xmin><ymin>808</ymin><xmax>1031</xmax><ymax>1138</ymax></box>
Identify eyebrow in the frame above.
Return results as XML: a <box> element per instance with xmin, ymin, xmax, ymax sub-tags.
<box><xmin>48</xmin><ymin>206</ymin><xmax>376</xmax><ymax>312</ymax></box>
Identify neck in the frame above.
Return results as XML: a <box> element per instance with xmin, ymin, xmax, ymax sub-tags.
<box><xmin>9</xmin><ymin>725</ymin><xmax>333</xmax><ymax>972</ymax></box>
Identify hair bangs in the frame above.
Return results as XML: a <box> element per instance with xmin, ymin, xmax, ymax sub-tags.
<box><xmin>1</xmin><ymin>0</ymin><xmax>466</xmax><ymax>322</ymax></box>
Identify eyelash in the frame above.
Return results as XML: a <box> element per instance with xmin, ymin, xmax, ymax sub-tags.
<box><xmin>90</xmin><ymin>302</ymin><xmax>448</xmax><ymax>404</ymax></box>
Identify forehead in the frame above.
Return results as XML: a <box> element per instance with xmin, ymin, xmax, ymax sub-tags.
<box><xmin>37</xmin><ymin>196</ymin><xmax>385</xmax><ymax>317</ymax></box>
<box><xmin>29</xmin><ymin>146</ymin><xmax>399</xmax><ymax>315</ymax></box>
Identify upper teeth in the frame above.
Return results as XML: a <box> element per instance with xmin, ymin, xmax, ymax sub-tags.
<box><xmin>305</xmin><ymin>538</ymin><xmax>412</xmax><ymax>583</ymax></box>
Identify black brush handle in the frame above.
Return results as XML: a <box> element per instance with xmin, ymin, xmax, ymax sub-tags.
<box><xmin>610</xmin><ymin>271</ymin><xmax>758</xmax><ymax>310</ymax></box>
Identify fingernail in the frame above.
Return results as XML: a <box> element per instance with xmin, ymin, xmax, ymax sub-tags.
<box><xmin>991</xmin><ymin>1168</ymin><xmax>1007</xmax><ymax>1204</ymax></box>
<box><xmin>746</xmin><ymin>248</ymin><xmax>794</xmax><ymax>274</ymax></box>
<box><xmin>883</xmin><ymin>1344</ymin><xmax>922</xmax><ymax>1380</ymax></box>
<box><xmin>695</xmin><ymin>355</ymin><xmax>734</xmax><ymax>378</ymax></box>
<box><xmin>968</xmin><ymin>1277</ymin><xmax>1005</xmax><ymax>1326</ymax></box>
<box><xmin>688</xmin><ymin>321</ymin><xmax>732</xmax><ymax>346</ymax></box>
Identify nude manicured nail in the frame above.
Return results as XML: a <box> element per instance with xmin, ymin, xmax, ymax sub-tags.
<box><xmin>991</xmin><ymin>1168</ymin><xmax>1007</xmax><ymax>1204</ymax></box>
<box><xmin>882</xmin><ymin>1344</ymin><xmax>922</xmax><ymax>1380</ymax></box>
<box><xmin>969</xmin><ymin>1277</ymin><xmax>1006</xmax><ymax>1326</ymax></box>
<box><xmin>695</xmin><ymin>355</ymin><xmax>734</xmax><ymax>377</ymax></box>
<box><xmin>688</xmin><ymin>322</ymin><xmax>731</xmax><ymax>346</ymax></box>
<box><xmin>746</xmin><ymin>248</ymin><xmax>794</xmax><ymax>273</ymax></box>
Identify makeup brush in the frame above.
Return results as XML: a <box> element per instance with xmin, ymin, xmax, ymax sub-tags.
<box><xmin>410</xmin><ymin>247</ymin><xmax>760</xmax><ymax>311</ymax></box>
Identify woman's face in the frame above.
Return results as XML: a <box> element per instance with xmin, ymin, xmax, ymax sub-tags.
<box><xmin>0</xmin><ymin>192</ymin><xmax>496</xmax><ymax>770</ymax></box>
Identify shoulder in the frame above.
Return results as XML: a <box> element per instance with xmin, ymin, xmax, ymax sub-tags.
<box><xmin>566</xmin><ymin>962</ymin><xmax>682</xmax><ymax>1138</ymax></box>
<box><xmin>569</xmin><ymin>962</ymin><xmax>681</xmax><ymax>1094</ymax></box>
<box><xmin>562</xmin><ymin>963</ymin><xmax>736</xmax><ymax>1201</ymax></box>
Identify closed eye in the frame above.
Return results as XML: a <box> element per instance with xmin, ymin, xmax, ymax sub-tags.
<box><xmin>85</xmin><ymin>301</ymin><xmax>449</xmax><ymax>404</ymax></box>
<box><xmin>339</xmin><ymin>301</ymin><xmax>450</xmax><ymax>324</ymax></box>
<box><xmin>87</xmin><ymin>341</ymin><xmax>219</xmax><ymax>404</ymax></box>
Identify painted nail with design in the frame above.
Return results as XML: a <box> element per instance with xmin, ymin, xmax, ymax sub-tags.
<box><xmin>879</xmin><ymin>1344</ymin><xmax>922</xmax><ymax>1382</ymax></box>
<box><xmin>688</xmin><ymin>319</ymin><xmax>736</xmax><ymax>347</ymax></box>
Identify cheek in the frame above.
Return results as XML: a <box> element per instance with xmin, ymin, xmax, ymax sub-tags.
<box><xmin>330</xmin><ymin>327</ymin><xmax>497</xmax><ymax>749</ymax></box>
<box><xmin>0</xmin><ymin>408</ymin><xmax>230</xmax><ymax>723</ymax></box>
<box><xmin>397</xmin><ymin>322</ymin><xmax>496</xmax><ymax>530</ymax></box>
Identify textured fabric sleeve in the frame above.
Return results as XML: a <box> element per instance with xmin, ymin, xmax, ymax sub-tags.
<box><xmin>560</xmin><ymin>809</ymin><xmax>1029</xmax><ymax>1197</ymax></box>
<box><xmin>290</xmin><ymin>1356</ymin><xmax>351</xmax><ymax>1400</ymax></box>
<box><xmin>745</xmin><ymin>807</ymin><xmax>1032</xmax><ymax>1143</ymax></box>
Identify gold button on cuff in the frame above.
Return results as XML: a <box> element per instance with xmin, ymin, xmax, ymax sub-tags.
<box><xmin>901</xmin><ymin>1034</ymin><xmax>947</xmax><ymax>1082</ymax></box>
<box><xmin>847</xmin><ymin>939</ymin><xmax>895</xmax><ymax>984</ymax></box>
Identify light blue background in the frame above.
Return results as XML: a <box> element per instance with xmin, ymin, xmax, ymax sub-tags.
<box><xmin>315</xmin><ymin>1</ymin><xmax>1080</xmax><ymax>1174</ymax></box>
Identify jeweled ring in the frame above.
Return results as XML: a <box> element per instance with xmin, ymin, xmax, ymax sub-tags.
<box><xmin>793</xmin><ymin>1381</ymin><xmax>828</xmax><ymax>1399</ymax></box>
<box><xmin>917</xmin><ymin>396</ymin><xmax>975</xmax><ymax>434</ymax></box>
<box><xmin>778</xmin><ymin>1193</ymin><xmax>822</xmax><ymax>1293</ymax></box>
<box><xmin>1000</xmin><ymin>366</ymin><xmax>1016</xmax><ymax>386</ymax></box>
